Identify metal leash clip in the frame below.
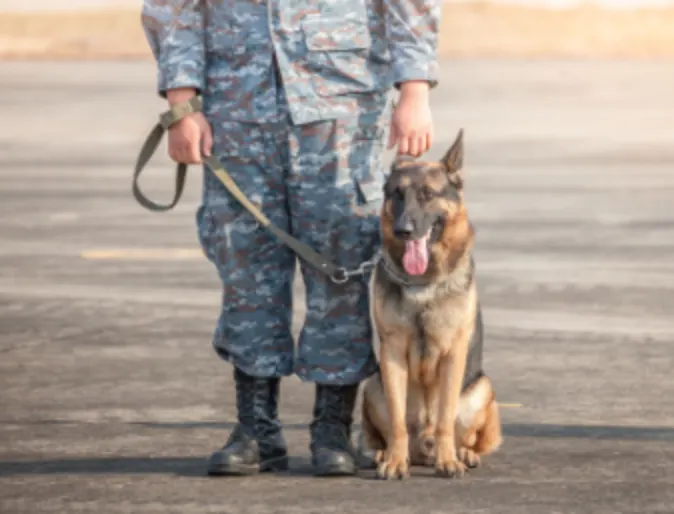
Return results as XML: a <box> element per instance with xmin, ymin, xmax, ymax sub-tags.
<box><xmin>330</xmin><ymin>252</ymin><xmax>381</xmax><ymax>284</ymax></box>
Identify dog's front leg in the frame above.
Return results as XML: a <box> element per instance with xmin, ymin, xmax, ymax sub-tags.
<box><xmin>434</xmin><ymin>332</ymin><xmax>470</xmax><ymax>478</ymax></box>
<box><xmin>376</xmin><ymin>335</ymin><xmax>410</xmax><ymax>480</ymax></box>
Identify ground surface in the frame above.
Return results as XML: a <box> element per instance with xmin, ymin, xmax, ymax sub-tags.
<box><xmin>1</xmin><ymin>60</ymin><xmax>673</xmax><ymax>513</ymax></box>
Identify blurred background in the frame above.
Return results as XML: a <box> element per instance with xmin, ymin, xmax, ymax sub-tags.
<box><xmin>1</xmin><ymin>0</ymin><xmax>674</xmax><ymax>58</ymax></box>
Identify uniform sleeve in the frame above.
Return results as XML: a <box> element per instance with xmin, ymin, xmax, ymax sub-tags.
<box><xmin>384</xmin><ymin>0</ymin><xmax>441</xmax><ymax>89</ymax></box>
<box><xmin>141</xmin><ymin>0</ymin><xmax>206</xmax><ymax>97</ymax></box>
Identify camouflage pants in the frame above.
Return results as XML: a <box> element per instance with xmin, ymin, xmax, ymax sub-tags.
<box><xmin>196</xmin><ymin>102</ymin><xmax>389</xmax><ymax>385</ymax></box>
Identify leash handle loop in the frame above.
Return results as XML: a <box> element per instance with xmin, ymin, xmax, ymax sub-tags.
<box><xmin>132</xmin><ymin>96</ymin><xmax>203</xmax><ymax>212</ymax></box>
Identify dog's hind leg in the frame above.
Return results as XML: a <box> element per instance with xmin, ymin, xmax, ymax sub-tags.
<box><xmin>456</xmin><ymin>375</ymin><xmax>503</xmax><ymax>468</ymax></box>
<box><xmin>473</xmin><ymin>395</ymin><xmax>503</xmax><ymax>456</ymax></box>
<box><xmin>357</xmin><ymin>374</ymin><xmax>388</xmax><ymax>468</ymax></box>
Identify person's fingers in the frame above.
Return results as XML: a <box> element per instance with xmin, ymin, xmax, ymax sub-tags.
<box><xmin>168</xmin><ymin>143</ymin><xmax>178</xmax><ymax>163</ymax></box>
<box><xmin>406</xmin><ymin>133</ymin><xmax>419</xmax><ymax>157</ymax></box>
<box><xmin>425</xmin><ymin>128</ymin><xmax>433</xmax><ymax>154</ymax></box>
<box><xmin>202</xmin><ymin>123</ymin><xmax>214</xmax><ymax>157</ymax></box>
<box><xmin>416</xmin><ymin>135</ymin><xmax>426</xmax><ymax>157</ymax></box>
<box><xmin>397</xmin><ymin>132</ymin><xmax>409</xmax><ymax>155</ymax></box>
<box><xmin>168</xmin><ymin>126</ymin><xmax>186</xmax><ymax>163</ymax></box>
<box><xmin>175</xmin><ymin>138</ymin><xmax>190</xmax><ymax>164</ymax></box>
<box><xmin>188</xmin><ymin>131</ymin><xmax>201</xmax><ymax>164</ymax></box>
<box><xmin>417</xmin><ymin>136</ymin><xmax>426</xmax><ymax>157</ymax></box>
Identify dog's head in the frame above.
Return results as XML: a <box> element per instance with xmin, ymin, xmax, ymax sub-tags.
<box><xmin>381</xmin><ymin>129</ymin><xmax>474</xmax><ymax>277</ymax></box>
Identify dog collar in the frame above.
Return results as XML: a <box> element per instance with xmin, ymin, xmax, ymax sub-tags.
<box><xmin>379</xmin><ymin>251</ymin><xmax>435</xmax><ymax>288</ymax></box>
<box><xmin>379</xmin><ymin>251</ymin><xmax>476</xmax><ymax>294</ymax></box>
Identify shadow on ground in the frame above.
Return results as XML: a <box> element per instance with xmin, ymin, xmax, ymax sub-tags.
<box><xmin>1</xmin><ymin>423</ymin><xmax>673</xmax><ymax>478</ymax></box>
<box><xmin>4</xmin><ymin>420</ymin><xmax>674</xmax><ymax>441</ymax></box>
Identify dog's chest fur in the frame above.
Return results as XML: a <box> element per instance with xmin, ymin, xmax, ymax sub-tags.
<box><xmin>375</xmin><ymin>259</ymin><xmax>476</xmax><ymax>356</ymax></box>
<box><xmin>409</xmin><ymin>284</ymin><xmax>474</xmax><ymax>354</ymax></box>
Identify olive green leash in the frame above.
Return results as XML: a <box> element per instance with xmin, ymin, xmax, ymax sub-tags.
<box><xmin>132</xmin><ymin>96</ymin><xmax>377</xmax><ymax>284</ymax></box>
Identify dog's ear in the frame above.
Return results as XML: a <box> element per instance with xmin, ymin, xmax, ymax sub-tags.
<box><xmin>441</xmin><ymin>129</ymin><xmax>464</xmax><ymax>189</ymax></box>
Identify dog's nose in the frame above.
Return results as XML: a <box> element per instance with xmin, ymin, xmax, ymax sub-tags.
<box><xmin>394</xmin><ymin>218</ymin><xmax>415</xmax><ymax>238</ymax></box>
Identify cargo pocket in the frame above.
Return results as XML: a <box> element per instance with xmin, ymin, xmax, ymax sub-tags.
<box><xmin>195</xmin><ymin>122</ymin><xmax>271</xmax><ymax>273</ymax></box>
<box><xmin>302</xmin><ymin>16</ymin><xmax>377</xmax><ymax>97</ymax></box>
<box><xmin>347</xmin><ymin>110</ymin><xmax>389</xmax><ymax>262</ymax></box>
<box><xmin>352</xmin><ymin>133</ymin><xmax>386</xmax><ymax>265</ymax></box>
<box><xmin>351</xmin><ymin>115</ymin><xmax>388</xmax><ymax>210</ymax></box>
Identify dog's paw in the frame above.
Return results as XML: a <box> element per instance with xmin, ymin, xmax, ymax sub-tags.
<box><xmin>434</xmin><ymin>435</ymin><xmax>466</xmax><ymax>478</ymax></box>
<box><xmin>376</xmin><ymin>449</ymin><xmax>410</xmax><ymax>480</ymax></box>
<box><xmin>458</xmin><ymin>447</ymin><xmax>480</xmax><ymax>469</ymax></box>
<box><xmin>435</xmin><ymin>457</ymin><xmax>467</xmax><ymax>479</ymax></box>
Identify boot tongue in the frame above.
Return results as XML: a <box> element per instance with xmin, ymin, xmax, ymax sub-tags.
<box><xmin>402</xmin><ymin>232</ymin><xmax>430</xmax><ymax>276</ymax></box>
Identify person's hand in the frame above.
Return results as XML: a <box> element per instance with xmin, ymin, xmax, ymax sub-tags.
<box><xmin>166</xmin><ymin>88</ymin><xmax>213</xmax><ymax>164</ymax></box>
<box><xmin>388</xmin><ymin>81</ymin><xmax>433</xmax><ymax>157</ymax></box>
<box><xmin>168</xmin><ymin>111</ymin><xmax>213</xmax><ymax>164</ymax></box>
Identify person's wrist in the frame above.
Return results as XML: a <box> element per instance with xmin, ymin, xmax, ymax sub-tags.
<box><xmin>398</xmin><ymin>81</ymin><xmax>430</xmax><ymax>101</ymax></box>
<box><xmin>166</xmin><ymin>87</ymin><xmax>197</xmax><ymax>106</ymax></box>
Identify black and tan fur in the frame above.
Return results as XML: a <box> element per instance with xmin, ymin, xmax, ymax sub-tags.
<box><xmin>359</xmin><ymin>130</ymin><xmax>502</xmax><ymax>479</ymax></box>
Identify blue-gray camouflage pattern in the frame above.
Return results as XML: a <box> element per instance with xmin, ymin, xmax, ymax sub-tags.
<box><xmin>141</xmin><ymin>0</ymin><xmax>441</xmax><ymax>124</ymax></box>
<box><xmin>195</xmin><ymin>88</ymin><xmax>390</xmax><ymax>384</ymax></box>
<box><xmin>141</xmin><ymin>0</ymin><xmax>442</xmax><ymax>384</ymax></box>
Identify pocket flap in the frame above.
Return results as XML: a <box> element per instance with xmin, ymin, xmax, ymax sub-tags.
<box><xmin>303</xmin><ymin>17</ymin><xmax>371</xmax><ymax>52</ymax></box>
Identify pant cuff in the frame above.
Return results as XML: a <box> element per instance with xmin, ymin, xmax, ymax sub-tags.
<box><xmin>293</xmin><ymin>359</ymin><xmax>379</xmax><ymax>386</ymax></box>
<box><xmin>213</xmin><ymin>342</ymin><xmax>294</xmax><ymax>379</ymax></box>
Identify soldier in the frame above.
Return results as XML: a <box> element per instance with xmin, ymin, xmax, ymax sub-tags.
<box><xmin>141</xmin><ymin>0</ymin><xmax>440</xmax><ymax>476</ymax></box>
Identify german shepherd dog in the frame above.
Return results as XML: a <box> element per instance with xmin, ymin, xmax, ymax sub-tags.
<box><xmin>358</xmin><ymin>130</ymin><xmax>502</xmax><ymax>479</ymax></box>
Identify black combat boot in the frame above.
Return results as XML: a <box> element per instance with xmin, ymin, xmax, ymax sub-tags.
<box><xmin>310</xmin><ymin>383</ymin><xmax>359</xmax><ymax>476</ymax></box>
<box><xmin>207</xmin><ymin>367</ymin><xmax>289</xmax><ymax>476</ymax></box>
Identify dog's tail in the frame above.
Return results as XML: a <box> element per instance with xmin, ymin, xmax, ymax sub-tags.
<box><xmin>360</xmin><ymin>399</ymin><xmax>386</xmax><ymax>452</ymax></box>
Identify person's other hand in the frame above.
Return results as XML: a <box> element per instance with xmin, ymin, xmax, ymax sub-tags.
<box><xmin>388</xmin><ymin>81</ymin><xmax>433</xmax><ymax>157</ymax></box>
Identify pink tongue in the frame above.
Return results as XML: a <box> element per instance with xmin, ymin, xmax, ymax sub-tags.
<box><xmin>402</xmin><ymin>236</ymin><xmax>429</xmax><ymax>276</ymax></box>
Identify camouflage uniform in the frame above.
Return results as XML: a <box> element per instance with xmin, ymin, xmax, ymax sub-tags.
<box><xmin>142</xmin><ymin>0</ymin><xmax>440</xmax><ymax>476</ymax></box>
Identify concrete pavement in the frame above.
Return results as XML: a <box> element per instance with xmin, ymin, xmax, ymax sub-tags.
<box><xmin>1</xmin><ymin>60</ymin><xmax>674</xmax><ymax>513</ymax></box>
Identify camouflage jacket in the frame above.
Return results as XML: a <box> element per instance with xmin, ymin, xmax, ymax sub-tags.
<box><xmin>142</xmin><ymin>0</ymin><xmax>441</xmax><ymax>124</ymax></box>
